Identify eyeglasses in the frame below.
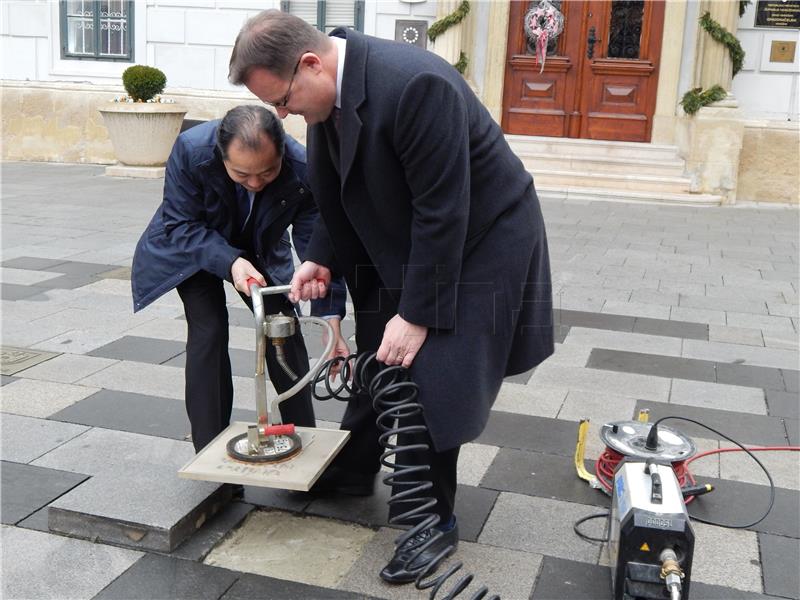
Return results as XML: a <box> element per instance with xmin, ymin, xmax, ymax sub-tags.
<box><xmin>266</xmin><ymin>56</ymin><xmax>302</xmax><ymax>109</ymax></box>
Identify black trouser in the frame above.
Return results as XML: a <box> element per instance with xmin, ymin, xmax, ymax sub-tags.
<box><xmin>332</xmin><ymin>283</ymin><xmax>460</xmax><ymax>525</ymax></box>
<box><xmin>177</xmin><ymin>270</ymin><xmax>315</xmax><ymax>452</ymax></box>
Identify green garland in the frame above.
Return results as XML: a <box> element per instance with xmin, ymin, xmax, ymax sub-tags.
<box><xmin>680</xmin><ymin>84</ymin><xmax>727</xmax><ymax>115</ymax></box>
<box><xmin>428</xmin><ymin>0</ymin><xmax>470</xmax><ymax>42</ymax></box>
<box><xmin>699</xmin><ymin>11</ymin><xmax>745</xmax><ymax>76</ymax></box>
<box><xmin>739</xmin><ymin>0</ymin><xmax>751</xmax><ymax>18</ymax></box>
<box><xmin>453</xmin><ymin>51</ymin><xmax>469</xmax><ymax>75</ymax></box>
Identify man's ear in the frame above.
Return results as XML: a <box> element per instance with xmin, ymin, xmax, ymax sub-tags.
<box><xmin>300</xmin><ymin>52</ymin><xmax>324</xmax><ymax>74</ymax></box>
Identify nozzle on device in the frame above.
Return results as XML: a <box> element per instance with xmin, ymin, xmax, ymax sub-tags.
<box><xmin>660</xmin><ymin>548</ymin><xmax>684</xmax><ymax>600</ymax></box>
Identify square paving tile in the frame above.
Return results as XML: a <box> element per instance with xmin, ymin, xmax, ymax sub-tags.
<box><xmin>457</xmin><ymin>442</ymin><xmax>499</xmax><ymax>486</ymax></box>
<box><xmin>0</xmin><ymin>378</ymin><xmax>100</xmax><ymax>417</ymax></box>
<box><xmin>670</xmin><ymin>379</ymin><xmax>767</xmax><ymax>414</ymax></box>
<box><xmin>691</xmin><ymin>522</ymin><xmax>762</xmax><ymax>593</ymax></box>
<box><xmin>1</xmin><ymin>461</ymin><xmax>89</xmax><ymax>524</ymax></box>
<box><xmin>477</xmin><ymin>410</ymin><xmax>581</xmax><ymax>457</ymax></box>
<box><xmin>759</xmin><ymin>533</ymin><xmax>800</xmax><ymax>599</ymax></box>
<box><xmin>765</xmin><ymin>390</ymin><xmax>800</xmax><ymax>419</ymax></box>
<box><xmin>92</xmin><ymin>553</ymin><xmax>239</xmax><ymax>600</ymax></box>
<box><xmin>16</xmin><ymin>353</ymin><xmax>117</xmax><ymax>384</ymax></box>
<box><xmin>1</xmin><ymin>345</ymin><xmax>59</xmax><ymax>375</ymax></box>
<box><xmin>530</xmin><ymin>555</ymin><xmax>612</xmax><ymax>600</ymax></box>
<box><xmin>634</xmin><ymin>400</ymin><xmax>790</xmax><ymax>446</ymax></box>
<box><xmin>1</xmin><ymin>413</ymin><xmax>89</xmax><ymax>463</ymax></box>
<box><xmin>1</xmin><ymin>526</ymin><xmax>142</xmax><ymax>600</ymax></box>
<box><xmin>87</xmin><ymin>335</ymin><xmax>186</xmax><ymax>364</ymax></box>
<box><xmin>481</xmin><ymin>447</ymin><xmax>608</xmax><ymax>508</ymax></box>
<box><xmin>338</xmin><ymin>527</ymin><xmax>540</xmax><ymax>600</ymax></box>
<box><xmin>587</xmin><ymin>348</ymin><xmax>717</xmax><ymax>382</ymax></box>
<box><xmin>479</xmin><ymin>492</ymin><xmax>604</xmax><ymax>563</ymax></box>
<box><xmin>716</xmin><ymin>363</ymin><xmax>786</xmax><ymax>391</ymax></box>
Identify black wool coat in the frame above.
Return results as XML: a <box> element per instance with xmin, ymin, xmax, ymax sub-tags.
<box><xmin>305</xmin><ymin>29</ymin><xmax>554</xmax><ymax>451</ymax></box>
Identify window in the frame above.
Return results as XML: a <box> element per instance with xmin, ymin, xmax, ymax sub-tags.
<box><xmin>280</xmin><ymin>1</ymin><xmax>365</xmax><ymax>33</ymax></box>
<box><xmin>60</xmin><ymin>0</ymin><xmax>134</xmax><ymax>61</ymax></box>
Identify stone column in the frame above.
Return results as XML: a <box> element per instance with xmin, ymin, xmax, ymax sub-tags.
<box><xmin>431</xmin><ymin>0</ymin><xmax>463</xmax><ymax>65</ymax></box>
<box><xmin>677</xmin><ymin>0</ymin><xmax>744</xmax><ymax>204</ymax></box>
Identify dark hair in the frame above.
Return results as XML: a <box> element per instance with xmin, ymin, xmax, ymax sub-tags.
<box><xmin>229</xmin><ymin>9</ymin><xmax>329</xmax><ymax>85</ymax></box>
<box><xmin>216</xmin><ymin>105</ymin><xmax>286</xmax><ymax>159</ymax></box>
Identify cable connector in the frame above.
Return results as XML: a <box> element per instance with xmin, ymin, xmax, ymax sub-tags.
<box><xmin>660</xmin><ymin>548</ymin><xmax>684</xmax><ymax>600</ymax></box>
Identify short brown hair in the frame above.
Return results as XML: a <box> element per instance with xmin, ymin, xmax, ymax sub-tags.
<box><xmin>229</xmin><ymin>10</ymin><xmax>329</xmax><ymax>85</ymax></box>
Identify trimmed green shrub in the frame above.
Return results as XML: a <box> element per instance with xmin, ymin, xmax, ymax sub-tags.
<box><xmin>122</xmin><ymin>65</ymin><xmax>167</xmax><ymax>102</ymax></box>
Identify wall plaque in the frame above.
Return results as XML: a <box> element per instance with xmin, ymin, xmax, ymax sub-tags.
<box><xmin>395</xmin><ymin>20</ymin><xmax>428</xmax><ymax>49</ymax></box>
<box><xmin>770</xmin><ymin>39</ymin><xmax>797</xmax><ymax>61</ymax></box>
<box><xmin>755</xmin><ymin>1</ymin><xmax>800</xmax><ymax>28</ymax></box>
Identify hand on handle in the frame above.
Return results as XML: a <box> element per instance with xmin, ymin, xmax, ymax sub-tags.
<box><xmin>289</xmin><ymin>261</ymin><xmax>332</xmax><ymax>303</ymax></box>
<box><xmin>232</xmin><ymin>257</ymin><xmax>266</xmax><ymax>296</ymax></box>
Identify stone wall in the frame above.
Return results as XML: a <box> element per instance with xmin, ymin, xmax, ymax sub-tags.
<box><xmin>737</xmin><ymin>121</ymin><xmax>800</xmax><ymax>204</ymax></box>
<box><xmin>1</xmin><ymin>81</ymin><xmax>308</xmax><ymax>164</ymax></box>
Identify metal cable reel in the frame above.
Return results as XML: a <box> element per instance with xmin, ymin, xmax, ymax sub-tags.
<box><xmin>600</xmin><ymin>420</ymin><xmax>697</xmax><ymax>462</ymax></box>
<box><xmin>226</xmin><ymin>279</ymin><xmax>335</xmax><ymax>463</ymax></box>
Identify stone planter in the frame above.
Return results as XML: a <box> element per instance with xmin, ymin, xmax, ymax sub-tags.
<box><xmin>98</xmin><ymin>102</ymin><xmax>187</xmax><ymax>178</ymax></box>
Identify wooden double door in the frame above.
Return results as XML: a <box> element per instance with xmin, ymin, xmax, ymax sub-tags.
<box><xmin>501</xmin><ymin>0</ymin><xmax>665</xmax><ymax>142</ymax></box>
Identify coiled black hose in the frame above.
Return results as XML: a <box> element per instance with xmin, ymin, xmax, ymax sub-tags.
<box><xmin>313</xmin><ymin>352</ymin><xmax>500</xmax><ymax>600</ymax></box>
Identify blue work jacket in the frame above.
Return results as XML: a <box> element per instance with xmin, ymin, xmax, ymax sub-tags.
<box><xmin>131</xmin><ymin>120</ymin><xmax>346</xmax><ymax>319</ymax></box>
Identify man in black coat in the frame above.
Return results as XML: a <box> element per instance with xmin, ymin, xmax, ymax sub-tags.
<box><xmin>229</xmin><ymin>11</ymin><xmax>554</xmax><ymax>582</ymax></box>
<box><xmin>131</xmin><ymin>105</ymin><xmax>348</xmax><ymax>452</ymax></box>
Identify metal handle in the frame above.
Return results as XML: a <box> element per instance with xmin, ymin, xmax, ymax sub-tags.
<box><xmin>587</xmin><ymin>26</ymin><xmax>597</xmax><ymax>59</ymax></box>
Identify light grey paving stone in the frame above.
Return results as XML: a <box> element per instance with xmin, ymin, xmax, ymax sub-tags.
<box><xmin>48</xmin><ymin>466</ymin><xmax>225</xmax><ymax>552</ymax></box>
<box><xmin>709</xmin><ymin>325</ymin><xmax>764</xmax><ymax>347</ymax></box>
<box><xmin>670</xmin><ymin>379</ymin><xmax>767</xmax><ymax>414</ymax></box>
<box><xmin>457</xmin><ymin>442</ymin><xmax>500</xmax><ymax>487</ymax></box>
<box><xmin>479</xmin><ymin>492</ymin><xmax>604</xmax><ymax>563</ymax></box>
<box><xmin>0</xmin><ymin>267</ymin><xmax>63</xmax><ymax>285</ymax></box>
<box><xmin>557</xmin><ymin>390</ymin><xmax>638</xmax><ymax>458</ymax></box>
<box><xmin>492</xmin><ymin>382</ymin><xmax>567</xmax><ymax>418</ymax></box>
<box><xmin>0</xmin><ymin>379</ymin><xmax>99</xmax><ymax>417</ymax></box>
<box><xmin>32</xmin><ymin>329</ymin><xmax>144</xmax><ymax>355</ymax></box>
<box><xmin>544</xmin><ymin>342</ymin><xmax>592</xmax><ymax>366</ymax></box>
<box><xmin>338</xmin><ymin>526</ymin><xmax>541</xmax><ymax>600</ymax></box>
<box><xmin>0</xmin><ymin>414</ymin><xmax>89</xmax><ymax>463</ymax></box>
<box><xmin>683</xmin><ymin>437</ymin><xmax>721</xmax><ymax>479</ymax></box>
<box><xmin>125</xmin><ymin>317</ymin><xmax>188</xmax><ymax>342</ymax></box>
<box><xmin>1</xmin><ymin>346</ymin><xmax>59</xmax><ymax>375</ymax></box>
<box><xmin>706</xmin><ymin>284</ymin><xmax>788</xmax><ymax>303</ymax></box>
<box><xmin>683</xmin><ymin>339</ymin><xmax>799</xmax><ymax>370</ymax></box>
<box><xmin>602</xmin><ymin>301</ymin><xmax>671</xmax><ymax>320</ymax></box>
<box><xmin>78</xmin><ymin>360</ymin><xmax>185</xmax><ymax>400</ymax></box>
<box><xmin>530</xmin><ymin>364</ymin><xmax>671</xmax><ymax>403</ymax></box>
<box><xmin>691</xmin><ymin>522</ymin><xmax>762</xmax><ymax>593</ymax></box>
<box><xmin>629</xmin><ymin>289</ymin><xmax>680</xmax><ymax>306</ymax></box>
<box><xmin>1</xmin><ymin>525</ymin><xmax>142</xmax><ymax>600</ymax></box>
<box><xmin>670</xmin><ymin>306</ymin><xmax>728</xmax><ymax>326</ymax></box>
<box><xmin>564</xmin><ymin>327</ymin><xmax>682</xmax><ymax>357</ymax></box>
<box><xmin>719</xmin><ymin>443</ymin><xmax>800</xmax><ymax>490</ymax></box>
<box><xmin>16</xmin><ymin>353</ymin><xmax>117</xmax><ymax>383</ymax></box>
<box><xmin>762</xmin><ymin>328</ymin><xmax>800</xmax><ymax>350</ymax></box>
<box><xmin>659</xmin><ymin>281</ymin><xmax>707</xmax><ymax>296</ymax></box>
<box><xmin>603</xmin><ymin>275</ymin><xmax>659</xmax><ymax>291</ymax></box>
<box><xmin>727</xmin><ymin>311</ymin><xmax>796</xmax><ymax>333</ymax></box>
<box><xmin>766</xmin><ymin>302</ymin><xmax>800</xmax><ymax>318</ymax></box>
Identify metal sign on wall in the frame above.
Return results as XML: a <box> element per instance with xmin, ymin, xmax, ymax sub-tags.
<box><xmin>755</xmin><ymin>0</ymin><xmax>800</xmax><ymax>28</ymax></box>
<box><xmin>395</xmin><ymin>20</ymin><xmax>428</xmax><ymax>48</ymax></box>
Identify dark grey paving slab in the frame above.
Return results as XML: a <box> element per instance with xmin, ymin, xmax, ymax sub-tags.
<box><xmin>242</xmin><ymin>486</ymin><xmax>316</xmax><ymax>513</ymax></box>
<box><xmin>481</xmin><ymin>448</ymin><xmax>608</xmax><ymax>508</ymax></box>
<box><xmin>555</xmin><ymin>323</ymin><xmax>570</xmax><ymax>344</ymax></box>
<box><xmin>634</xmin><ymin>400</ymin><xmax>791</xmax><ymax>446</ymax></box>
<box><xmin>31</xmin><ymin>273</ymin><xmax>97</xmax><ymax>290</ymax></box>
<box><xmin>1</xmin><ymin>283</ymin><xmax>48</xmax><ymax>300</ymax></box>
<box><xmin>782</xmin><ymin>369</ymin><xmax>799</xmax><ymax>393</ymax></box>
<box><xmin>478</xmin><ymin>410</ymin><xmax>587</xmax><ymax>457</ymax></box>
<box><xmin>759</xmin><ymin>533</ymin><xmax>800</xmax><ymax>599</ymax></box>
<box><xmin>1</xmin><ymin>256</ymin><xmax>69</xmax><ymax>270</ymax></box>
<box><xmin>555</xmin><ymin>309</ymin><xmax>635</xmax><ymax>333</ymax></box>
<box><xmin>633</xmin><ymin>316</ymin><xmax>708</xmax><ymax>340</ymax></box>
<box><xmin>716</xmin><ymin>363</ymin><xmax>785</xmax><ymax>391</ymax></box>
<box><xmin>689</xmin><ymin>476</ymin><xmax>800</xmax><ymax>538</ymax></box>
<box><xmin>163</xmin><ymin>348</ymin><xmax>256</xmax><ymax>378</ymax></box>
<box><xmin>49</xmin><ymin>389</ymin><xmax>255</xmax><ymax>440</ymax></box>
<box><xmin>87</xmin><ymin>336</ymin><xmax>186</xmax><ymax>364</ymax></box>
<box><xmin>15</xmin><ymin>505</ymin><xmax>50</xmax><ymax>532</ymax></box>
<box><xmin>0</xmin><ymin>460</ymin><xmax>89</xmax><ymax>524</ymax></box>
<box><xmin>92</xmin><ymin>553</ymin><xmax>239</xmax><ymax>600</ymax></box>
<box><xmin>39</xmin><ymin>260</ymin><xmax>119</xmax><ymax>277</ymax></box>
<box><xmin>1</xmin><ymin>375</ymin><xmax>17</xmax><ymax>386</ymax></box>
<box><xmin>221</xmin><ymin>572</ymin><xmax>378</xmax><ymax>600</ymax></box>
<box><xmin>171</xmin><ymin>501</ymin><xmax>254</xmax><ymax>561</ymax></box>
<box><xmin>587</xmin><ymin>348</ymin><xmax>716</xmax><ymax>382</ymax></box>
<box><xmin>785</xmin><ymin>418</ymin><xmax>799</xmax><ymax>445</ymax></box>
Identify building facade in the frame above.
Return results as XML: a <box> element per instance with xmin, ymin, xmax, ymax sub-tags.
<box><xmin>2</xmin><ymin>0</ymin><xmax>798</xmax><ymax>203</ymax></box>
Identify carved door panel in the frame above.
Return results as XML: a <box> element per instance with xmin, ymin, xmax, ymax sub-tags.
<box><xmin>501</xmin><ymin>0</ymin><xmax>665</xmax><ymax>142</ymax></box>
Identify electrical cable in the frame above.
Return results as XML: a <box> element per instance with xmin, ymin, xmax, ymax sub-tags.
<box><xmin>313</xmin><ymin>352</ymin><xmax>500</xmax><ymax>600</ymax></box>
<box><xmin>573</xmin><ymin>512</ymin><xmax>610</xmax><ymax>544</ymax></box>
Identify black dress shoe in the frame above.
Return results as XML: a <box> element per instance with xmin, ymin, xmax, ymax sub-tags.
<box><xmin>379</xmin><ymin>521</ymin><xmax>459</xmax><ymax>584</ymax></box>
<box><xmin>309</xmin><ymin>466</ymin><xmax>376</xmax><ymax>497</ymax></box>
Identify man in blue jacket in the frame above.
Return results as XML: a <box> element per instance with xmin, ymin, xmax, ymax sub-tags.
<box><xmin>131</xmin><ymin>105</ymin><xmax>348</xmax><ymax>452</ymax></box>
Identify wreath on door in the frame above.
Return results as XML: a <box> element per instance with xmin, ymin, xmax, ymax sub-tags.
<box><xmin>524</xmin><ymin>0</ymin><xmax>565</xmax><ymax>73</ymax></box>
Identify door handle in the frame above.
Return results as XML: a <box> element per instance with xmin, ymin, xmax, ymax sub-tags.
<box><xmin>587</xmin><ymin>26</ymin><xmax>597</xmax><ymax>59</ymax></box>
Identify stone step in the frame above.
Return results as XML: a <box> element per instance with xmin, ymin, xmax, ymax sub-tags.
<box><xmin>517</xmin><ymin>152</ymin><xmax>686</xmax><ymax>177</ymax></box>
<box><xmin>532</xmin><ymin>169</ymin><xmax>691</xmax><ymax>194</ymax></box>
<box><xmin>536</xmin><ymin>184</ymin><xmax>723</xmax><ymax>206</ymax></box>
<box><xmin>507</xmin><ymin>134</ymin><xmax>680</xmax><ymax>161</ymax></box>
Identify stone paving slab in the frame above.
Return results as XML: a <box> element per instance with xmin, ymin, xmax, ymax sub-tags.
<box><xmin>1</xmin><ymin>461</ymin><xmax>89</xmax><ymax>524</ymax></box>
<box><xmin>0</xmin><ymin>378</ymin><xmax>100</xmax><ymax>417</ymax></box>
<box><xmin>670</xmin><ymin>379</ymin><xmax>767</xmax><ymax>414</ymax></box>
<box><xmin>759</xmin><ymin>533</ymin><xmax>800</xmax><ymax>599</ymax></box>
<box><xmin>530</xmin><ymin>363</ymin><xmax>672</xmax><ymax>402</ymax></box>
<box><xmin>479</xmin><ymin>492</ymin><xmax>604</xmax><ymax>564</ymax></box>
<box><xmin>16</xmin><ymin>353</ymin><xmax>118</xmax><ymax>384</ymax></box>
<box><xmin>491</xmin><ymin>382</ymin><xmax>567</xmax><ymax>417</ymax></box>
<box><xmin>1</xmin><ymin>413</ymin><xmax>89</xmax><ymax>463</ymax></box>
<box><xmin>691</xmin><ymin>522</ymin><xmax>762</xmax><ymax>592</ymax></box>
<box><xmin>477</xmin><ymin>410</ymin><xmax>582</xmax><ymax>457</ymax></box>
<box><xmin>78</xmin><ymin>360</ymin><xmax>185</xmax><ymax>400</ymax></box>
<box><xmin>338</xmin><ymin>526</ymin><xmax>540</xmax><ymax>600</ymax></box>
<box><xmin>456</xmin><ymin>441</ymin><xmax>499</xmax><ymax>486</ymax></box>
<box><xmin>719</xmin><ymin>444</ymin><xmax>800</xmax><ymax>490</ymax></box>
<box><xmin>765</xmin><ymin>389</ymin><xmax>800</xmax><ymax>419</ymax></box>
<box><xmin>171</xmin><ymin>501</ymin><xmax>254</xmax><ymax>562</ymax></box>
<box><xmin>1</xmin><ymin>525</ymin><xmax>143</xmax><ymax>600</ymax></box>
<box><xmin>0</xmin><ymin>345</ymin><xmax>59</xmax><ymax>375</ymax></box>
<box><xmin>222</xmin><ymin>572</ymin><xmax>378</xmax><ymax>600</ymax></box>
<box><xmin>88</xmin><ymin>335</ymin><xmax>186</xmax><ymax>364</ymax></box>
